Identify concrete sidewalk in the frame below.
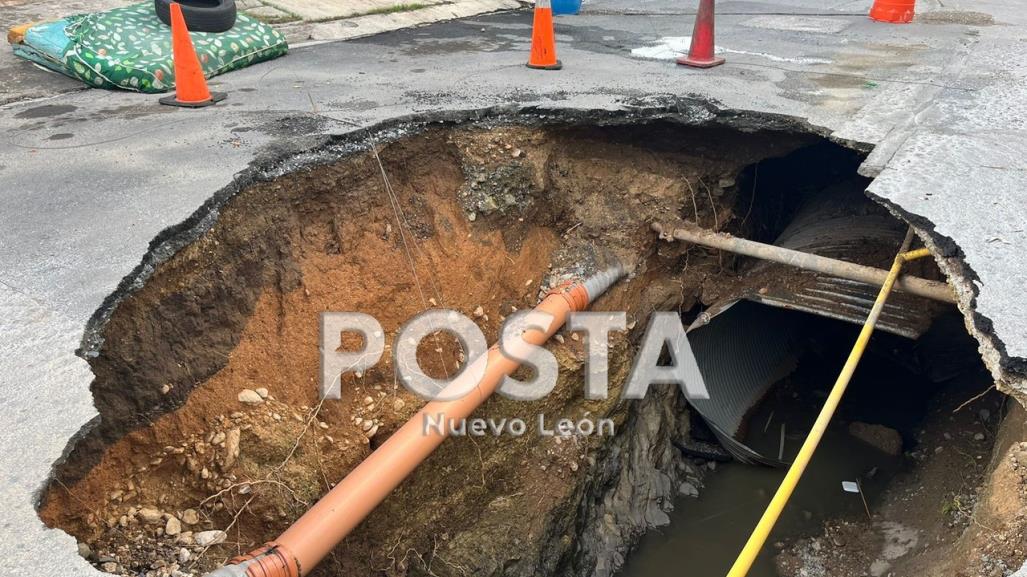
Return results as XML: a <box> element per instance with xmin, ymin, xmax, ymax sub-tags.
<box><xmin>1</xmin><ymin>0</ymin><xmax>1026</xmax><ymax>575</ymax></box>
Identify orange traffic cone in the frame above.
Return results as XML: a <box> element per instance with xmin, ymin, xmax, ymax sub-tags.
<box><xmin>869</xmin><ymin>0</ymin><xmax>915</xmax><ymax>23</ymax></box>
<box><xmin>526</xmin><ymin>0</ymin><xmax>561</xmax><ymax>70</ymax></box>
<box><xmin>159</xmin><ymin>2</ymin><xmax>226</xmax><ymax>107</ymax></box>
<box><xmin>676</xmin><ymin>0</ymin><xmax>724</xmax><ymax>68</ymax></box>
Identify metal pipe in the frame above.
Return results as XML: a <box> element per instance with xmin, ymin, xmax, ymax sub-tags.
<box><xmin>651</xmin><ymin>221</ymin><xmax>956</xmax><ymax>304</ymax></box>
<box><xmin>204</xmin><ymin>264</ymin><xmax>627</xmax><ymax>577</ymax></box>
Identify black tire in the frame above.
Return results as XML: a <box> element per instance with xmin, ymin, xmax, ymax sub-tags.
<box><xmin>155</xmin><ymin>0</ymin><xmax>238</xmax><ymax>33</ymax></box>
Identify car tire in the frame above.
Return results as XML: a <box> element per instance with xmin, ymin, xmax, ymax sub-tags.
<box><xmin>155</xmin><ymin>0</ymin><xmax>238</xmax><ymax>33</ymax></box>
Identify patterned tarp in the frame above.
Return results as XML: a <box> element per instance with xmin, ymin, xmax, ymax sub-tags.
<box><xmin>14</xmin><ymin>2</ymin><xmax>288</xmax><ymax>93</ymax></box>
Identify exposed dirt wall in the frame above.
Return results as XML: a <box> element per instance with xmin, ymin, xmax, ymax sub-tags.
<box><xmin>40</xmin><ymin>121</ymin><xmax>845</xmax><ymax>577</ymax></box>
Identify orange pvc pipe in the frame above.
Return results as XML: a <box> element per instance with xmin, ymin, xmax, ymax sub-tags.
<box><xmin>208</xmin><ymin>268</ymin><xmax>624</xmax><ymax>577</ymax></box>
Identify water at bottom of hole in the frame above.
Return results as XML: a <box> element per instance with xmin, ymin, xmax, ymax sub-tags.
<box><xmin>620</xmin><ymin>432</ymin><xmax>896</xmax><ymax>577</ymax></box>
<box><xmin>619</xmin><ymin>326</ymin><xmax>926</xmax><ymax>577</ymax></box>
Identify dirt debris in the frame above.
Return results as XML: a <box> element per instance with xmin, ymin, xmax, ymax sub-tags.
<box><xmin>848</xmin><ymin>422</ymin><xmax>904</xmax><ymax>457</ymax></box>
<box><xmin>38</xmin><ymin>121</ymin><xmax>884</xmax><ymax>577</ymax></box>
<box><xmin>776</xmin><ymin>383</ymin><xmax>1020</xmax><ymax>577</ymax></box>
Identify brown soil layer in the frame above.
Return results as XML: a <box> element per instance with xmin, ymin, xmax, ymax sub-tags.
<box><xmin>40</xmin><ymin>122</ymin><xmax>839</xmax><ymax>577</ymax></box>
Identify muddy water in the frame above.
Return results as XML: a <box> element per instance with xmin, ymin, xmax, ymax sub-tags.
<box><xmin>621</xmin><ymin>428</ymin><xmax>896</xmax><ymax>577</ymax></box>
<box><xmin>620</xmin><ymin>323</ymin><xmax>927</xmax><ymax>577</ymax></box>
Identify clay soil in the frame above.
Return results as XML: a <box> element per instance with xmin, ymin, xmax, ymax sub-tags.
<box><xmin>41</xmin><ymin>121</ymin><xmax>822</xmax><ymax>577</ymax></box>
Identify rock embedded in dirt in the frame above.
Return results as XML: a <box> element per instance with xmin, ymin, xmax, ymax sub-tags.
<box><xmin>255</xmin><ymin>387</ymin><xmax>269</xmax><ymax>399</ymax></box>
<box><xmin>237</xmin><ymin>389</ymin><xmax>263</xmax><ymax>404</ymax></box>
<box><xmin>137</xmin><ymin>507</ymin><xmax>163</xmax><ymax>525</ymax></box>
<box><xmin>393</xmin><ymin>398</ymin><xmax>405</xmax><ymax>411</ymax></box>
<box><xmin>194</xmin><ymin>530</ymin><xmax>227</xmax><ymax>547</ymax></box>
<box><xmin>165</xmin><ymin>516</ymin><xmax>182</xmax><ymax>536</ymax></box>
<box><xmin>77</xmin><ymin>541</ymin><xmax>92</xmax><ymax>559</ymax></box>
<box><xmin>222</xmin><ymin>428</ymin><xmax>241</xmax><ymax>470</ymax></box>
<box><xmin>848</xmin><ymin>422</ymin><xmax>903</xmax><ymax>456</ymax></box>
<box><xmin>181</xmin><ymin>509</ymin><xmax>200</xmax><ymax>526</ymax></box>
<box><xmin>678</xmin><ymin>482</ymin><xmax>699</xmax><ymax>497</ymax></box>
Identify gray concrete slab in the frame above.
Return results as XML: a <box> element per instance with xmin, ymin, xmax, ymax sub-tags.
<box><xmin>1</xmin><ymin>0</ymin><xmax>1025</xmax><ymax>574</ymax></box>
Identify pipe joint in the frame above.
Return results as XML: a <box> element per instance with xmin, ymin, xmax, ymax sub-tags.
<box><xmin>204</xmin><ymin>543</ymin><xmax>300</xmax><ymax>577</ymax></box>
<box><xmin>545</xmin><ymin>263</ymin><xmax>628</xmax><ymax>312</ymax></box>
<box><xmin>544</xmin><ymin>280</ymin><xmax>590</xmax><ymax>312</ymax></box>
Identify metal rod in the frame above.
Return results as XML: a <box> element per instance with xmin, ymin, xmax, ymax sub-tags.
<box><xmin>651</xmin><ymin>222</ymin><xmax>956</xmax><ymax>304</ymax></box>
<box><xmin>856</xmin><ymin>478</ymin><xmax>872</xmax><ymax>521</ymax></box>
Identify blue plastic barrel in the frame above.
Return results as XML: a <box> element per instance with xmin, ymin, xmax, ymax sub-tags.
<box><xmin>551</xmin><ymin>0</ymin><xmax>581</xmax><ymax>15</ymax></box>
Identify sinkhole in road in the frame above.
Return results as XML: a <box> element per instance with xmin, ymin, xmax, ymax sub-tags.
<box><xmin>38</xmin><ymin>118</ymin><xmax>1001</xmax><ymax>577</ymax></box>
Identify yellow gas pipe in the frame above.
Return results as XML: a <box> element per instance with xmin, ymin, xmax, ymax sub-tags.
<box><xmin>725</xmin><ymin>231</ymin><xmax>932</xmax><ymax>577</ymax></box>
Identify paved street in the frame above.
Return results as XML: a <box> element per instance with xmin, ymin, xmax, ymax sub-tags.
<box><xmin>1</xmin><ymin>0</ymin><xmax>1025</xmax><ymax>575</ymax></box>
<box><xmin>0</xmin><ymin>0</ymin><xmax>522</xmax><ymax>104</ymax></box>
